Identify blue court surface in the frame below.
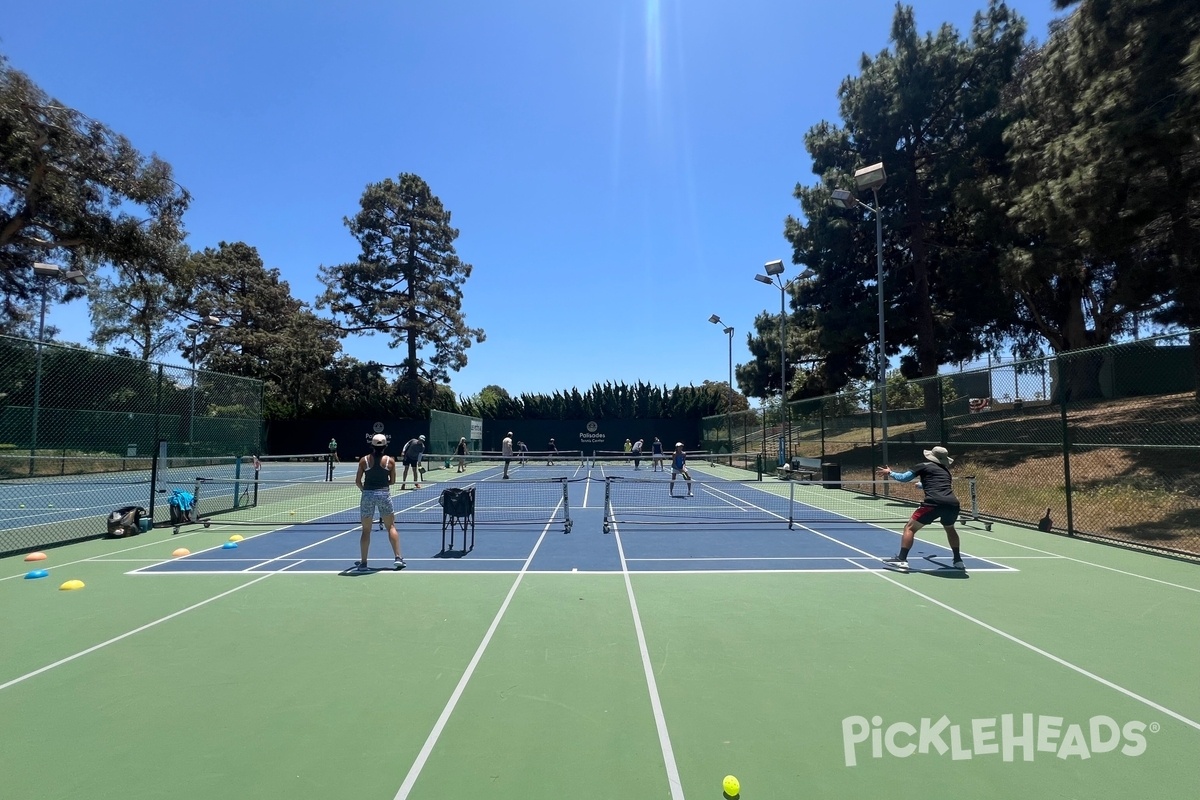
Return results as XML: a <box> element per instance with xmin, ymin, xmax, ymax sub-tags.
<box><xmin>132</xmin><ymin>463</ymin><xmax>1014</xmax><ymax>577</ymax></box>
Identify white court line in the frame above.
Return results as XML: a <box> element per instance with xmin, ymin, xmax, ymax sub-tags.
<box><xmin>795</xmin><ymin>523</ymin><xmax>1019</xmax><ymax>573</ymax></box>
<box><xmin>133</xmin><ymin>569</ymin><xmax>540</xmax><ymax>576</ymax></box>
<box><xmin>624</xmin><ymin>554</ymin><xmax>1007</xmax><ymax>566</ymax></box>
<box><xmin>851</xmin><ymin>559</ymin><xmax>1200</xmax><ymax>734</ymax></box>
<box><xmin>0</xmin><ymin>526</ymin><xmax>221</xmax><ymax>583</ymax></box>
<box><xmin>0</xmin><ymin>563</ymin><xmax>295</xmax><ymax>692</ymax></box>
<box><xmin>612</xmin><ymin>520</ymin><xmax>686</xmax><ymax>800</ymax></box>
<box><xmin>391</xmin><ymin>503</ymin><xmax>562</xmax><ymax>800</ymax></box>
<box><xmin>242</xmin><ymin>527</ymin><xmax>366</xmax><ymax>572</ymax></box>
<box><xmin>955</xmin><ymin>529</ymin><xmax>1200</xmax><ymax>593</ymax></box>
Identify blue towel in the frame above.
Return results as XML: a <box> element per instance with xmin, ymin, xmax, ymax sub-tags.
<box><xmin>169</xmin><ymin>489</ymin><xmax>195</xmax><ymax>512</ymax></box>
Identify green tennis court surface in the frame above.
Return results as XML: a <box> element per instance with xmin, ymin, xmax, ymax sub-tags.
<box><xmin>1</xmin><ymin>467</ymin><xmax>1197</xmax><ymax>799</ymax></box>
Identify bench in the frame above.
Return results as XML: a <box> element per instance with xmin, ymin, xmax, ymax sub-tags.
<box><xmin>777</xmin><ymin>457</ymin><xmax>821</xmax><ymax>481</ymax></box>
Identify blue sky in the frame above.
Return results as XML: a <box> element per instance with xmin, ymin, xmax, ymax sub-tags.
<box><xmin>4</xmin><ymin>0</ymin><xmax>1063</xmax><ymax>401</ymax></box>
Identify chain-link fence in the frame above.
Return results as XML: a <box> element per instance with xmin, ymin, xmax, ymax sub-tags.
<box><xmin>701</xmin><ymin>407</ymin><xmax>772</xmax><ymax>456</ymax></box>
<box><xmin>0</xmin><ymin>335</ymin><xmax>264</xmax><ymax>554</ymax></box>
<box><xmin>704</xmin><ymin>332</ymin><xmax>1200</xmax><ymax>559</ymax></box>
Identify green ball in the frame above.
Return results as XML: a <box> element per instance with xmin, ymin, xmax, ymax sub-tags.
<box><xmin>723</xmin><ymin>775</ymin><xmax>740</xmax><ymax>797</ymax></box>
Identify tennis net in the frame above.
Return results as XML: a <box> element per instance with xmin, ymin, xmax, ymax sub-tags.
<box><xmin>602</xmin><ymin>476</ymin><xmax>981</xmax><ymax>531</ymax></box>
<box><xmin>590</xmin><ymin>451</ymin><xmax>762</xmax><ymax>479</ymax></box>
<box><xmin>174</xmin><ymin>475</ymin><xmax>573</xmax><ymax>531</ymax></box>
<box><xmin>420</xmin><ymin>451</ymin><xmax>587</xmax><ymax>473</ymax></box>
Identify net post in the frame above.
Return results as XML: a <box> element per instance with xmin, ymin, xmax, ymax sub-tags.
<box><xmin>148</xmin><ymin>438</ymin><xmax>167</xmax><ymax>522</ymax></box>
<box><xmin>603</xmin><ymin>477</ymin><xmax>613</xmax><ymax>530</ymax></box>
<box><xmin>561</xmin><ymin>477</ymin><xmax>571</xmax><ymax>533</ymax></box>
<box><xmin>233</xmin><ymin>456</ymin><xmax>242</xmax><ymax>508</ymax></box>
<box><xmin>787</xmin><ymin>480</ymin><xmax>795</xmax><ymax>529</ymax></box>
<box><xmin>969</xmin><ymin>476</ymin><xmax>978</xmax><ymax>520</ymax></box>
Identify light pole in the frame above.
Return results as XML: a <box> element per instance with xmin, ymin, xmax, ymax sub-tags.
<box><xmin>832</xmin><ymin>161</ymin><xmax>889</xmax><ymax>471</ymax></box>
<box><xmin>185</xmin><ymin>315</ymin><xmax>222</xmax><ymax>454</ymax></box>
<box><xmin>755</xmin><ymin>261</ymin><xmax>814</xmax><ymax>465</ymax></box>
<box><xmin>708</xmin><ymin>314</ymin><xmax>734</xmax><ymax>453</ymax></box>
<box><xmin>29</xmin><ymin>263</ymin><xmax>87</xmax><ymax>475</ymax></box>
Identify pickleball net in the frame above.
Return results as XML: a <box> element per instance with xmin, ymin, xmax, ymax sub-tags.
<box><xmin>173</xmin><ymin>475</ymin><xmax>573</xmax><ymax>531</ymax></box>
<box><xmin>590</xmin><ymin>451</ymin><xmax>762</xmax><ymax>479</ymax></box>
<box><xmin>602</xmin><ymin>476</ymin><xmax>981</xmax><ymax>531</ymax></box>
<box><xmin>418</xmin><ymin>451</ymin><xmax>587</xmax><ymax>473</ymax></box>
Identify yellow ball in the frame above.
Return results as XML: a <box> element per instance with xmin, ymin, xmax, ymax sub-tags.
<box><xmin>723</xmin><ymin>775</ymin><xmax>740</xmax><ymax>797</ymax></box>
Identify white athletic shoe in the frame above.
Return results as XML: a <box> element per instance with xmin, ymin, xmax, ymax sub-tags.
<box><xmin>883</xmin><ymin>557</ymin><xmax>909</xmax><ymax>572</ymax></box>
<box><xmin>952</xmin><ymin>559</ymin><xmax>965</xmax><ymax>570</ymax></box>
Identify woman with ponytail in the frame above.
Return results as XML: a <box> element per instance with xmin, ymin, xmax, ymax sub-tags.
<box><xmin>353</xmin><ymin>433</ymin><xmax>406</xmax><ymax>571</ymax></box>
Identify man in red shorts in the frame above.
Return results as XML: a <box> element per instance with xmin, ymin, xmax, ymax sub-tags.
<box><xmin>876</xmin><ymin>445</ymin><xmax>963</xmax><ymax>571</ymax></box>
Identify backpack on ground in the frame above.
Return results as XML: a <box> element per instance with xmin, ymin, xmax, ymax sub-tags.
<box><xmin>107</xmin><ymin>506</ymin><xmax>147</xmax><ymax>538</ymax></box>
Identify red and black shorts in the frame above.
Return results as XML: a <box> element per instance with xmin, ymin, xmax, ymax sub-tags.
<box><xmin>911</xmin><ymin>502</ymin><xmax>961</xmax><ymax>526</ymax></box>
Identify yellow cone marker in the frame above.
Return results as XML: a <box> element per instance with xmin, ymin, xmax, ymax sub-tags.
<box><xmin>228</xmin><ymin>534</ymin><xmax>244</xmax><ymax>542</ymax></box>
<box><xmin>59</xmin><ymin>579</ymin><xmax>85</xmax><ymax>591</ymax></box>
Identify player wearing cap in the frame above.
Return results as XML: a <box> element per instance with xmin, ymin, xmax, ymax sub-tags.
<box><xmin>669</xmin><ymin>442</ymin><xmax>693</xmax><ymax>497</ymax></box>
<box><xmin>354</xmin><ymin>433</ymin><xmax>405</xmax><ymax>571</ymax></box>
<box><xmin>400</xmin><ymin>434</ymin><xmax>426</xmax><ymax>490</ymax></box>
<box><xmin>547</xmin><ymin>437</ymin><xmax>558</xmax><ymax>466</ymax></box>
<box><xmin>651</xmin><ymin>437</ymin><xmax>664</xmax><ymax>471</ymax></box>
<box><xmin>501</xmin><ymin>432</ymin><xmax>514</xmax><ymax>479</ymax></box>
<box><xmin>876</xmin><ymin>445</ymin><xmax>963</xmax><ymax>571</ymax></box>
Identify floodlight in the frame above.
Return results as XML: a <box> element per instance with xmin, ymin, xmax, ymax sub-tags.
<box><xmin>33</xmin><ymin>263</ymin><xmax>60</xmax><ymax>278</ymax></box>
<box><xmin>709</xmin><ymin>314</ymin><xmax>722</xmax><ymax>324</ymax></box>
<box><xmin>853</xmin><ymin>162</ymin><xmax>887</xmax><ymax>192</ymax></box>
<box><xmin>65</xmin><ymin>270</ymin><xmax>87</xmax><ymax>285</ymax></box>
<box><xmin>754</xmin><ymin>274</ymin><xmax>772</xmax><ymax>285</ymax></box>
<box><xmin>797</xmin><ymin>268</ymin><xmax>816</xmax><ymax>281</ymax></box>
<box><xmin>830</xmin><ymin>189</ymin><xmax>857</xmax><ymax>209</ymax></box>
<box><xmin>764</xmin><ymin>259</ymin><xmax>785</xmax><ymax>276</ymax></box>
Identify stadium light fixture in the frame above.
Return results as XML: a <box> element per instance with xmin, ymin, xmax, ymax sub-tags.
<box><xmin>854</xmin><ymin>162</ymin><xmax>887</xmax><ymax>192</ymax></box>
<box><xmin>830</xmin><ymin>189</ymin><xmax>857</xmax><ymax>209</ymax></box>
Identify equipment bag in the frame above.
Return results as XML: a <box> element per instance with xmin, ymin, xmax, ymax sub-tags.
<box><xmin>107</xmin><ymin>506</ymin><xmax>147</xmax><ymax>538</ymax></box>
<box><xmin>168</xmin><ymin>489</ymin><xmax>196</xmax><ymax>524</ymax></box>
<box><xmin>439</xmin><ymin>487</ymin><xmax>475</xmax><ymax>519</ymax></box>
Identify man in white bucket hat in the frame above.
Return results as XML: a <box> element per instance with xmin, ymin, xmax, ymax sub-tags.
<box><xmin>876</xmin><ymin>445</ymin><xmax>963</xmax><ymax>571</ymax></box>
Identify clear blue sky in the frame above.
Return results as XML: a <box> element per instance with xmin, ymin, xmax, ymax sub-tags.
<box><xmin>4</xmin><ymin>0</ymin><xmax>1063</xmax><ymax>401</ymax></box>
